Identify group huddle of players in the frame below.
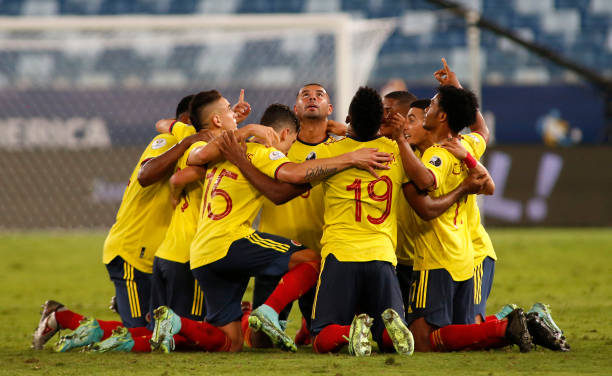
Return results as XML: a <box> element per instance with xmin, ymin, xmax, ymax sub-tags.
<box><xmin>32</xmin><ymin>59</ymin><xmax>569</xmax><ymax>356</ymax></box>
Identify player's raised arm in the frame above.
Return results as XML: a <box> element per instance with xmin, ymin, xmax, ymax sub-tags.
<box><xmin>232</xmin><ymin>89</ymin><xmax>252</xmax><ymax>124</ymax></box>
<box><xmin>216</xmin><ymin>130</ymin><xmax>309</xmax><ymax>204</ymax></box>
<box><xmin>275</xmin><ymin>147</ymin><xmax>392</xmax><ymax>184</ymax></box>
<box><xmin>435</xmin><ymin>58</ymin><xmax>490</xmax><ymax>143</ymax></box>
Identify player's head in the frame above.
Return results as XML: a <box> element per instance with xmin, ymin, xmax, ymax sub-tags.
<box><xmin>189</xmin><ymin>90</ymin><xmax>237</xmax><ymax>132</ymax></box>
<box><xmin>405</xmin><ymin>99</ymin><xmax>431</xmax><ymax>148</ymax></box>
<box><xmin>176</xmin><ymin>94</ymin><xmax>194</xmax><ymax>124</ymax></box>
<box><xmin>383</xmin><ymin>90</ymin><xmax>417</xmax><ymax>119</ymax></box>
<box><xmin>294</xmin><ymin>83</ymin><xmax>333</xmax><ymax>122</ymax></box>
<box><xmin>348</xmin><ymin>86</ymin><xmax>383</xmax><ymax>141</ymax></box>
<box><xmin>378</xmin><ymin>90</ymin><xmax>417</xmax><ymax>138</ymax></box>
<box><xmin>260</xmin><ymin>103</ymin><xmax>300</xmax><ymax>154</ymax></box>
<box><xmin>424</xmin><ymin>85</ymin><xmax>478</xmax><ymax>135</ymax></box>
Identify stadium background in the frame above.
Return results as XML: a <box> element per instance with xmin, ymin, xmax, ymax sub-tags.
<box><xmin>0</xmin><ymin>0</ymin><xmax>610</xmax><ymax>229</ymax></box>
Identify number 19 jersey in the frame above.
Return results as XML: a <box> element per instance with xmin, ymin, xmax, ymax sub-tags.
<box><xmin>320</xmin><ymin>136</ymin><xmax>409</xmax><ymax>266</ymax></box>
<box><xmin>189</xmin><ymin>142</ymin><xmax>291</xmax><ymax>269</ymax></box>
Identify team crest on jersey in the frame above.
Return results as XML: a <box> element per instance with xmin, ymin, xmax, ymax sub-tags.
<box><xmin>290</xmin><ymin>240</ymin><xmax>302</xmax><ymax>247</ymax></box>
<box><xmin>269</xmin><ymin>150</ymin><xmax>286</xmax><ymax>160</ymax></box>
<box><xmin>306</xmin><ymin>151</ymin><xmax>317</xmax><ymax>160</ymax></box>
<box><xmin>151</xmin><ymin>138</ymin><xmax>167</xmax><ymax>150</ymax></box>
<box><xmin>468</xmin><ymin>134</ymin><xmax>480</xmax><ymax>143</ymax></box>
<box><xmin>429</xmin><ymin>155</ymin><xmax>442</xmax><ymax>167</ymax></box>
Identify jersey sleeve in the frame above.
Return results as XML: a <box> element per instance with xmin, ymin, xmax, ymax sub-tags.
<box><xmin>170</xmin><ymin>122</ymin><xmax>196</xmax><ymax>141</ymax></box>
<box><xmin>421</xmin><ymin>146</ymin><xmax>453</xmax><ymax>192</ymax></box>
<box><xmin>178</xmin><ymin>141</ymin><xmax>208</xmax><ymax>170</ymax></box>
<box><xmin>250</xmin><ymin>144</ymin><xmax>292</xmax><ymax>179</ymax></box>
<box><xmin>462</xmin><ymin>132</ymin><xmax>486</xmax><ymax>160</ymax></box>
<box><xmin>140</xmin><ymin>134</ymin><xmax>178</xmax><ymax>163</ymax></box>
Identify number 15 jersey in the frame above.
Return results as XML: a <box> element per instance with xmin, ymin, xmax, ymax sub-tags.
<box><xmin>189</xmin><ymin>142</ymin><xmax>291</xmax><ymax>269</ymax></box>
<box><xmin>320</xmin><ymin>136</ymin><xmax>409</xmax><ymax>266</ymax></box>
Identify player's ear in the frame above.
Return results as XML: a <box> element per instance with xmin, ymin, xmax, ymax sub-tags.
<box><xmin>438</xmin><ymin>111</ymin><xmax>447</xmax><ymax>124</ymax></box>
<box><xmin>279</xmin><ymin>127</ymin><xmax>290</xmax><ymax>141</ymax></box>
<box><xmin>327</xmin><ymin>104</ymin><xmax>333</xmax><ymax>116</ymax></box>
<box><xmin>211</xmin><ymin>114</ymin><xmax>221</xmax><ymax>128</ymax></box>
<box><xmin>345</xmin><ymin>115</ymin><xmax>351</xmax><ymax>124</ymax></box>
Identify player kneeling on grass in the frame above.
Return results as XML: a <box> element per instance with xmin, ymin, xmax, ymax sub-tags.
<box><xmin>149</xmin><ymin>94</ymin><xmax>392</xmax><ymax>353</ymax></box>
<box><xmin>309</xmin><ymin>87</ymin><xmax>434</xmax><ymax>356</ymax></box>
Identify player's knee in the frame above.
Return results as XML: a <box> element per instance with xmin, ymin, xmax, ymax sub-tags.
<box><xmin>289</xmin><ymin>249</ymin><xmax>321</xmax><ymax>269</ymax></box>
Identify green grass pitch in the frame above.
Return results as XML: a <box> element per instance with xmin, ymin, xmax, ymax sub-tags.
<box><xmin>0</xmin><ymin>228</ymin><xmax>611</xmax><ymax>375</ymax></box>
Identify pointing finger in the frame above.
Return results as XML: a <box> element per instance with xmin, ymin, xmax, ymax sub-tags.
<box><xmin>441</xmin><ymin>57</ymin><xmax>450</xmax><ymax>73</ymax></box>
<box><xmin>239</xmin><ymin>89</ymin><xmax>245</xmax><ymax>103</ymax></box>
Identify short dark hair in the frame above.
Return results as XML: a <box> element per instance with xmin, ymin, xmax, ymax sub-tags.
<box><xmin>349</xmin><ymin>86</ymin><xmax>383</xmax><ymax>141</ymax></box>
<box><xmin>189</xmin><ymin>90</ymin><xmax>222</xmax><ymax>131</ymax></box>
<box><xmin>437</xmin><ymin>85</ymin><xmax>478</xmax><ymax>134</ymax></box>
<box><xmin>296</xmin><ymin>82</ymin><xmax>328</xmax><ymax>98</ymax></box>
<box><xmin>175</xmin><ymin>94</ymin><xmax>194</xmax><ymax>119</ymax></box>
<box><xmin>260</xmin><ymin>103</ymin><xmax>299</xmax><ymax>133</ymax></box>
<box><xmin>384</xmin><ymin>90</ymin><xmax>417</xmax><ymax>107</ymax></box>
<box><xmin>410</xmin><ymin>99</ymin><xmax>431</xmax><ymax>110</ymax></box>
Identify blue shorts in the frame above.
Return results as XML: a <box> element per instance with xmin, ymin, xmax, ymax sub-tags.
<box><xmin>405</xmin><ymin>268</ymin><xmax>475</xmax><ymax>328</ymax></box>
<box><xmin>311</xmin><ymin>254</ymin><xmax>405</xmax><ymax>348</ymax></box>
<box><xmin>148</xmin><ymin>257</ymin><xmax>205</xmax><ymax>330</ymax></box>
<box><xmin>474</xmin><ymin>257</ymin><xmax>496</xmax><ymax>320</ymax></box>
<box><xmin>396</xmin><ymin>263</ymin><xmax>414</xmax><ymax>318</ymax></box>
<box><xmin>105</xmin><ymin>256</ymin><xmax>151</xmax><ymax>328</ymax></box>
<box><xmin>192</xmin><ymin>231</ymin><xmax>306</xmax><ymax>327</ymax></box>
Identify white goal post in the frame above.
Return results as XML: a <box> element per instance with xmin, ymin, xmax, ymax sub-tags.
<box><xmin>0</xmin><ymin>13</ymin><xmax>397</xmax><ymax>121</ymax></box>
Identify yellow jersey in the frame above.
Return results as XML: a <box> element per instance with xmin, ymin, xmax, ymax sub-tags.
<box><xmin>411</xmin><ymin>143</ymin><xmax>476</xmax><ymax>281</ymax></box>
<box><xmin>170</xmin><ymin>121</ymin><xmax>196</xmax><ymax>141</ymax></box>
<box><xmin>395</xmin><ymin>149</ymin><xmax>422</xmax><ymax>266</ymax></box>
<box><xmin>461</xmin><ymin>132</ymin><xmax>497</xmax><ymax>265</ymax></box>
<box><xmin>154</xmin><ymin>141</ymin><xmax>207</xmax><ymax>264</ymax></box>
<box><xmin>189</xmin><ymin>142</ymin><xmax>291</xmax><ymax>269</ymax></box>
<box><xmin>258</xmin><ymin>137</ymin><xmax>335</xmax><ymax>251</ymax></box>
<box><xmin>320</xmin><ymin>136</ymin><xmax>409</xmax><ymax>266</ymax></box>
<box><xmin>103</xmin><ymin>134</ymin><xmax>178</xmax><ymax>273</ymax></box>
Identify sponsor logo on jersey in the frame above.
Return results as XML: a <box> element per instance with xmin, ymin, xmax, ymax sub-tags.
<box><xmin>269</xmin><ymin>150</ymin><xmax>286</xmax><ymax>160</ymax></box>
<box><xmin>290</xmin><ymin>240</ymin><xmax>302</xmax><ymax>247</ymax></box>
<box><xmin>151</xmin><ymin>138</ymin><xmax>167</xmax><ymax>150</ymax></box>
<box><xmin>306</xmin><ymin>151</ymin><xmax>317</xmax><ymax>160</ymax></box>
<box><xmin>429</xmin><ymin>155</ymin><xmax>442</xmax><ymax>167</ymax></box>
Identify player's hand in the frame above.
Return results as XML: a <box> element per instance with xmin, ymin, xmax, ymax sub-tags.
<box><xmin>463</xmin><ymin>169</ymin><xmax>489</xmax><ymax>194</ymax></box>
<box><xmin>232</xmin><ymin>89</ymin><xmax>252</xmax><ymax>124</ymax></box>
<box><xmin>388</xmin><ymin>113</ymin><xmax>407</xmax><ymax>142</ymax></box>
<box><xmin>327</xmin><ymin>119</ymin><xmax>348</xmax><ymax>136</ymax></box>
<box><xmin>434</xmin><ymin>58</ymin><xmax>462</xmax><ymax>88</ymax></box>
<box><xmin>242</xmin><ymin>123</ymin><xmax>280</xmax><ymax>147</ymax></box>
<box><xmin>215</xmin><ymin>130</ymin><xmax>248</xmax><ymax>166</ymax></box>
<box><xmin>170</xmin><ymin>192</ymin><xmax>181</xmax><ymax>209</ymax></box>
<box><xmin>440</xmin><ymin>137</ymin><xmax>467</xmax><ymax>160</ymax></box>
<box><xmin>349</xmin><ymin>148</ymin><xmax>392</xmax><ymax>178</ymax></box>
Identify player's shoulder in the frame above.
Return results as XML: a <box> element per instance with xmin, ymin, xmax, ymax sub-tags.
<box><xmin>246</xmin><ymin>142</ymin><xmax>287</xmax><ymax>161</ymax></box>
<box><xmin>148</xmin><ymin>133</ymin><xmax>177</xmax><ymax>150</ymax></box>
<box><xmin>422</xmin><ymin>144</ymin><xmax>456</xmax><ymax>167</ymax></box>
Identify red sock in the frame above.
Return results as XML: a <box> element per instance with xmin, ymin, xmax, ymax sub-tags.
<box><xmin>485</xmin><ymin>315</ymin><xmax>498</xmax><ymax>322</ymax></box>
<box><xmin>264</xmin><ymin>262</ymin><xmax>319</xmax><ymax>314</ymax></box>
<box><xmin>468</xmin><ymin>336</ymin><xmax>509</xmax><ymax>350</ymax></box>
<box><xmin>95</xmin><ymin>319</ymin><xmax>125</xmax><ymax>339</ymax></box>
<box><xmin>130</xmin><ymin>335</ymin><xmax>152</xmax><ymax>352</ymax></box>
<box><xmin>294</xmin><ymin>317</ymin><xmax>311</xmax><ymax>346</ymax></box>
<box><xmin>54</xmin><ymin>309</ymin><xmax>84</xmax><ymax>330</ymax></box>
<box><xmin>127</xmin><ymin>326</ymin><xmax>151</xmax><ymax>338</ymax></box>
<box><xmin>313</xmin><ymin>324</ymin><xmax>350</xmax><ymax>353</ymax></box>
<box><xmin>381</xmin><ymin>329</ymin><xmax>395</xmax><ymax>352</ymax></box>
<box><xmin>179</xmin><ymin>317</ymin><xmax>230</xmax><ymax>352</ymax></box>
<box><xmin>430</xmin><ymin>320</ymin><xmax>508</xmax><ymax>351</ymax></box>
<box><xmin>241</xmin><ymin>307</ymin><xmax>252</xmax><ymax>337</ymax></box>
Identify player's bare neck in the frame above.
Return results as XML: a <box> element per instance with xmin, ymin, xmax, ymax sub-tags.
<box><xmin>298</xmin><ymin>119</ymin><xmax>328</xmax><ymax>144</ymax></box>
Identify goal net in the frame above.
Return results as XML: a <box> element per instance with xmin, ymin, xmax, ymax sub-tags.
<box><xmin>0</xmin><ymin>14</ymin><xmax>396</xmax><ymax>229</ymax></box>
